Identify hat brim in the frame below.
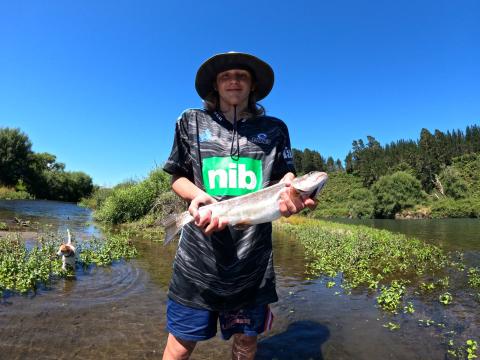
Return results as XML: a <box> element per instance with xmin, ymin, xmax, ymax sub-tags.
<box><xmin>195</xmin><ymin>52</ymin><xmax>274</xmax><ymax>101</ymax></box>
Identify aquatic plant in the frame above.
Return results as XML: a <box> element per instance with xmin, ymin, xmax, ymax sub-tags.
<box><xmin>468</xmin><ymin>267</ymin><xmax>480</xmax><ymax>288</ymax></box>
<box><xmin>0</xmin><ymin>234</ymin><xmax>62</xmax><ymax>294</ymax></box>
<box><xmin>439</xmin><ymin>292</ymin><xmax>453</xmax><ymax>305</ymax></box>
<box><xmin>383</xmin><ymin>321</ymin><xmax>400</xmax><ymax>331</ymax></box>
<box><xmin>377</xmin><ymin>280</ymin><xmax>407</xmax><ymax>313</ymax></box>
<box><xmin>0</xmin><ymin>222</ymin><xmax>8</xmax><ymax>230</ymax></box>
<box><xmin>0</xmin><ymin>231</ymin><xmax>137</xmax><ymax>296</ymax></box>
<box><xmin>277</xmin><ymin>218</ymin><xmax>447</xmax><ymax>291</ymax></box>
<box><xmin>78</xmin><ymin>231</ymin><xmax>137</xmax><ymax>266</ymax></box>
<box><xmin>467</xmin><ymin>339</ymin><xmax>478</xmax><ymax>359</ymax></box>
<box><xmin>403</xmin><ymin>301</ymin><xmax>415</xmax><ymax>314</ymax></box>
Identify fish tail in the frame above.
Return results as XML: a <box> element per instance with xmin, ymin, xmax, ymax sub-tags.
<box><xmin>162</xmin><ymin>211</ymin><xmax>193</xmax><ymax>245</ymax></box>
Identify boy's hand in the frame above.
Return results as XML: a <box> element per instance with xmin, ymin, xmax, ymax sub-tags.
<box><xmin>189</xmin><ymin>193</ymin><xmax>229</xmax><ymax>236</ymax></box>
<box><xmin>278</xmin><ymin>173</ymin><xmax>318</xmax><ymax>217</ymax></box>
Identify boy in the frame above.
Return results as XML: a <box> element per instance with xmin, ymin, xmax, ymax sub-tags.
<box><xmin>162</xmin><ymin>52</ymin><xmax>316</xmax><ymax>360</ymax></box>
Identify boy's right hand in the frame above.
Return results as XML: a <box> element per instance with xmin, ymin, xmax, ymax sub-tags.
<box><xmin>189</xmin><ymin>193</ymin><xmax>229</xmax><ymax>236</ymax></box>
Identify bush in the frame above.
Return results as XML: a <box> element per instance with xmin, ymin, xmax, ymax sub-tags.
<box><xmin>372</xmin><ymin>171</ymin><xmax>425</xmax><ymax>218</ymax></box>
<box><xmin>94</xmin><ymin>169</ymin><xmax>171</xmax><ymax>224</ymax></box>
<box><xmin>311</xmin><ymin>172</ymin><xmax>365</xmax><ymax>218</ymax></box>
<box><xmin>430</xmin><ymin>197</ymin><xmax>480</xmax><ymax>218</ymax></box>
<box><xmin>348</xmin><ymin>188</ymin><xmax>375</xmax><ymax>219</ymax></box>
<box><xmin>78</xmin><ymin>187</ymin><xmax>113</xmax><ymax>209</ymax></box>
<box><xmin>439</xmin><ymin>166</ymin><xmax>468</xmax><ymax>199</ymax></box>
<box><xmin>0</xmin><ymin>186</ymin><xmax>33</xmax><ymax>200</ymax></box>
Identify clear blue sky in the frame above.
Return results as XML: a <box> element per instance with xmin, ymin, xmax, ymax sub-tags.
<box><xmin>1</xmin><ymin>0</ymin><xmax>479</xmax><ymax>186</ymax></box>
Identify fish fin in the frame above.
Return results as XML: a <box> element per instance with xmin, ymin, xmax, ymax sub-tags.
<box><xmin>162</xmin><ymin>211</ymin><xmax>193</xmax><ymax>245</ymax></box>
<box><xmin>233</xmin><ymin>224</ymin><xmax>251</xmax><ymax>230</ymax></box>
<box><xmin>232</xmin><ymin>221</ymin><xmax>252</xmax><ymax>231</ymax></box>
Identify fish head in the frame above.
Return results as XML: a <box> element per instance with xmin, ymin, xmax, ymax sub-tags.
<box><xmin>292</xmin><ymin>171</ymin><xmax>328</xmax><ymax>198</ymax></box>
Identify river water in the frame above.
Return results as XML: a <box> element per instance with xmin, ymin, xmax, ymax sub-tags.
<box><xmin>0</xmin><ymin>200</ymin><xmax>478</xmax><ymax>359</ymax></box>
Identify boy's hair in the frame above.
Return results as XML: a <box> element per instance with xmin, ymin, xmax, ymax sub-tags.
<box><xmin>203</xmin><ymin>91</ymin><xmax>266</xmax><ymax>117</ymax></box>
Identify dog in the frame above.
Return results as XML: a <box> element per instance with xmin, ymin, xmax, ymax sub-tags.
<box><xmin>57</xmin><ymin>229</ymin><xmax>76</xmax><ymax>271</ymax></box>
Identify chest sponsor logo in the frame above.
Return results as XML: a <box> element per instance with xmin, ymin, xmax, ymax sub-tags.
<box><xmin>249</xmin><ymin>132</ymin><xmax>271</xmax><ymax>145</ymax></box>
<box><xmin>202</xmin><ymin>157</ymin><xmax>263</xmax><ymax>196</ymax></box>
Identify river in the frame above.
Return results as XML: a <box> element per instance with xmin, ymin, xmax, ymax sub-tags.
<box><xmin>0</xmin><ymin>200</ymin><xmax>478</xmax><ymax>359</ymax></box>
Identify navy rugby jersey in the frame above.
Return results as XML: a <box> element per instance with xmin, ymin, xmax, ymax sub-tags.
<box><xmin>163</xmin><ymin>108</ymin><xmax>295</xmax><ymax>311</ymax></box>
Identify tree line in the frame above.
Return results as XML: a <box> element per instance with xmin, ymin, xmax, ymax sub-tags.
<box><xmin>294</xmin><ymin>124</ymin><xmax>480</xmax><ymax>193</ymax></box>
<box><xmin>344</xmin><ymin>125</ymin><xmax>480</xmax><ymax>191</ymax></box>
<box><xmin>0</xmin><ymin>127</ymin><xmax>93</xmax><ymax>202</ymax></box>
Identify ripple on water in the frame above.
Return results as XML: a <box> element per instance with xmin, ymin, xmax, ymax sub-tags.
<box><xmin>54</xmin><ymin>260</ymin><xmax>148</xmax><ymax>308</ymax></box>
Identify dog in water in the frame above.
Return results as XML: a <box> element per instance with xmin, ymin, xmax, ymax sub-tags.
<box><xmin>57</xmin><ymin>229</ymin><xmax>76</xmax><ymax>271</ymax></box>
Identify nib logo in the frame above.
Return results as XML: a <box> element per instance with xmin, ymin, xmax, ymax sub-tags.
<box><xmin>202</xmin><ymin>157</ymin><xmax>263</xmax><ymax>196</ymax></box>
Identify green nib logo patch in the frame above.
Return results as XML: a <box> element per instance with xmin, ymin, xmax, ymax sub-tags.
<box><xmin>202</xmin><ymin>157</ymin><xmax>263</xmax><ymax>196</ymax></box>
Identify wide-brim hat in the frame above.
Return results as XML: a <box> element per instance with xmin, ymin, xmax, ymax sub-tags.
<box><xmin>195</xmin><ymin>51</ymin><xmax>274</xmax><ymax>101</ymax></box>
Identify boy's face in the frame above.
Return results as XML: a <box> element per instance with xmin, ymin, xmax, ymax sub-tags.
<box><xmin>215</xmin><ymin>69</ymin><xmax>254</xmax><ymax>109</ymax></box>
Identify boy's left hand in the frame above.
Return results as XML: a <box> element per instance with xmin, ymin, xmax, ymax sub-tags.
<box><xmin>278</xmin><ymin>173</ymin><xmax>318</xmax><ymax>217</ymax></box>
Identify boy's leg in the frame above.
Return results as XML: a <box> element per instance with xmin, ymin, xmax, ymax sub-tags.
<box><xmin>220</xmin><ymin>304</ymin><xmax>274</xmax><ymax>360</ymax></box>
<box><xmin>232</xmin><ymin>334</ymin><xmax>257</xmax><ymax>360</ymax></box>
<box><xmin>163</xmin><ymin>298</ymin><xmax>218</xmax><ymax>359</ymax></box>
<box><xmin>163</xmin><ymin>333</ymin><xmax>196</xmax><ymax>360</ymax></box>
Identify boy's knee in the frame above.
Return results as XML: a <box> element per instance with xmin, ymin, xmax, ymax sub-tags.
<box><xmin>163</xmin><ymin>334</ymin><xmax>196</xmax><ymax>360</ymax></box>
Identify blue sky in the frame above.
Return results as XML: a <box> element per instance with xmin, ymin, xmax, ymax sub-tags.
<box><xmin>1</xmin><ymin>0</ymin><xmax>479</xmax><ymax>186</ymax></box>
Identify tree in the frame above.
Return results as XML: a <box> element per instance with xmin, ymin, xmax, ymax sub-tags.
<box><xmin>0</xmin><ymin>128</ymin><xmax>33</xmax><ymax>186</ymax></box>
<box><xmin>335</xmin><ymin>158</ymin><xmax>344</xmax><ymax>172</ymax></box>
<box><xmin>292</xmin><ymin>148</ymin><xmax>304</xmax><ymax>174</ymax></box>
<box><xmin>326</xmin><ymin>156</ymin><xmax>335</xmax><ymax>172</ymax></box>
<box><xmin>372</xmin><ymin>171</ymin><xmax>425</xmax><ymax>218</ymax></box>
<box><xmin>302</xmin><ymin>149</ymin><xmax>316</xmax><ymax>173</ymax></box>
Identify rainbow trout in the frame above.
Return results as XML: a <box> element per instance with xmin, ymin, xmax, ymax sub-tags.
<box><xmin>162</xmin><ymin>171</ymin><xmax>328</xmax><ymax>244</ymax></box>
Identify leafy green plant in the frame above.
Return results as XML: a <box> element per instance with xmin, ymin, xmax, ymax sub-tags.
<box><xmin>404</xmin><ymin>301</ymin><xmax>415</xmax><ymax>314</ymax></box>
<box><xmin>466</xmin><ymin>339</ymin><xmax>478</xmax><ymax>359</ymax></box>
<box><xmin>383</xmin><ymin>322</ymin><xmax>400</xmax><ymax>331</ymax></box>
<box><xmin>439</xmin><ymin>292</ymin><xmax>453</xmax><ymax>305</ymax></box>
<box><xmin>377</xmin><ymin>280</ymin><xmax>406</xmax><ymax>313</ymax></box>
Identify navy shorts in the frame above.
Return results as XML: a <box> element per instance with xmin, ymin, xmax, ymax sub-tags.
<box><xmin>166</xmin><ymin>298</ymin><xmax>274</xmax><ymax>341</ymax></box>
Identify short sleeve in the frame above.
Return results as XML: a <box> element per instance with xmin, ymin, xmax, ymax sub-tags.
<box><xmin>163</xmin><ymin>113</ymin><xmax>194</xmax><ymax>180</ymax></box>
<box><xmin>271</xmin><ymin>122</ymin><xmax>296</xmax><ymax>181</ymax></box>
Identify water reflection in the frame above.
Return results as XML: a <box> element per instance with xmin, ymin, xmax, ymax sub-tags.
<box><xmin>329</xmin><ymin>218</ymin><xmax>480</xmax><ymax>251</ymax></box>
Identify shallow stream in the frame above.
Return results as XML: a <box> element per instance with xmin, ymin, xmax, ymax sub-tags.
<box><xmin>0</xmin><ymin>200</ymin><xmax>478</xmax><ymax>359</ymax></box>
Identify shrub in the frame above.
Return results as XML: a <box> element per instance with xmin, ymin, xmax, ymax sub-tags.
<box><xmin>348</xmin><ymin>188</ymin><xmax>375</xmax><ymax>218</ymax></box>
<box><xmin>94</xmin><ymin>169</ymin><xmax>171</xmax><ymax>224</ymax></box>
<box><xmin>439</xmin><ymin>166</ymin><xmax>468</xmax><ymax>199</ymax></box>
<box><xmin>311</xmin><ymin>172</ymin><xmax>364</xmax><ymax>218</ymax></box>
<box><xmin>78</xmin><ymin>187</ymin><xmax>113</xmax><ymax>209</ymax></box>
<box><xmin>0</xmin><ymin>186</ymin><xmax>33</xmax><ymax>200</ymax></box>
<box><xmin>430</xmin><ymin>197</ymin><xmax>480</xmax><ymax>218</ymax></box>
<box><xmin>372</xmin><ymin>171</ymin><xmax>425</xmax><ymax>218</ymax></box>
